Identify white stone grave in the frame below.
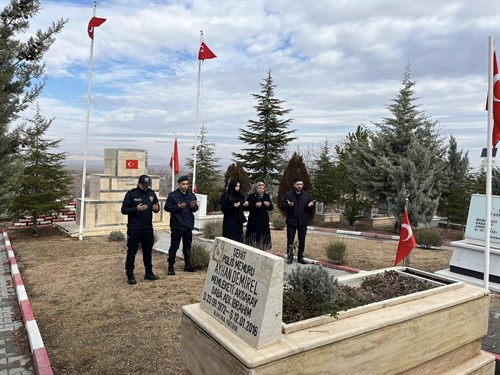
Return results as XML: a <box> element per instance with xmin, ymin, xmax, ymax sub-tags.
<box><xmin>436</xmin><ymin>193</ymin><xmax>500</xmax><ymax>291</ymax></box>
<box><xmin>198</xmin><ymin>237</ymin><xmax>283</xmax><ymax>348</ymax></box>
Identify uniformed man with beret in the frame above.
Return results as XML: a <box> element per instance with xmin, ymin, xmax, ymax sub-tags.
<box><xmin>164</xmin><ymin>175</ymin><xmax>198</xmax><ymax>275</ymax></box>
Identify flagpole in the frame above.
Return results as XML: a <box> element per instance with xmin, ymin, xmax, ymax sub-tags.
<box><xmin>192</xmin><ymin>30</ymin><xmax>204</xmax><ymax>192</ymax></box>
<box><xmin>485</xmin><ymin>35</ymin><xmax>495</xmax><ymax>289</ymax></box>
<box><xmin>78</xmin><ymin>1</ymin><xmax>97</xmax><ymax>241</ymax></box>
<box><xmin>171</xmin><ymin>131</ymin><xmax>176</xmax><ymax>192</ymax></box>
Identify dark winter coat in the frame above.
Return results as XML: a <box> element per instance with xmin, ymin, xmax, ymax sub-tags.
<box><xmin>245</xmin><ymin>192</ymin><xmax>273</xmax><ymax>249</ymax></box>
<box><xmin>164</xmin><ymin>189</ymin><xmax>199</xmax><ymax>232</ymax></box>
<box><xmin>121</xmin><ymin>187</ymin><xmax>159</xmax><ymax>230</ymax></box>
<box><xmin>221</xmin><ymin>180</ymin><xmax>247</xmax><ymax>242</ymax></box>
<box><xmin>281</xmin><ymin>189</ymin><xmax>314</xmax><ymax>227</ymax></box>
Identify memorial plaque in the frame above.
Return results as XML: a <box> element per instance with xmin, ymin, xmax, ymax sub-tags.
<box><xmin>200</xmin><ymin>237</ymin><xmax>283</xmax><ymax>348</ymax></box>
<box><xmin>465</xmin><ymin>194</ymin><xmax>500</xmax><ymax>245</ymax></box>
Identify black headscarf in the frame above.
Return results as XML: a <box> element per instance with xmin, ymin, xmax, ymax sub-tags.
<box><xmin>226</xmin><ymin>179</ymin><xmax>243</xmax><ymax>203</ymax></box>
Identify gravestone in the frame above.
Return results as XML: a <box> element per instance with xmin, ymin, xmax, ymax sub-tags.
<box><xmin>436</xmin><ymin>193</ymin><xmax>500</xmax><ymax>291</ymax></box>
<box><xmin>199</xmin><ymin>237</ymin><xmax>283</xmax><ymax>348</ymax></box>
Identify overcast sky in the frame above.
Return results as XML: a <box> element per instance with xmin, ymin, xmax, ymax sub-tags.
<box><xmin>14</xmin><ymin>0</ymin><xmax>500</xmax><ymax>172</ymax></box>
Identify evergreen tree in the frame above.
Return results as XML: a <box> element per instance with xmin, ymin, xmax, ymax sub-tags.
<box><xmin>186</xmin><ymin>124</ymin><xmax>222</xmax><ymax>211</ymax></box>
<box><xmin>347</xmin><ymin>65</ymin><xmax>445</xmax><ymax>226</ymax></box>
<box><xmin>0</xmin><ymin>0</ymin><xmax>66</xmax><ymax>214</ymax></box>
<box><xmin>438</xmin><ymin>136</ymin><xmax>472</xmax><ymax>227</ymax></box>
<box><xmin>278</xmin><ymin>152</ymin><xmax>313</xmax><ymax>220</ymax></box>
<box><xmin>10</xmin><ymin>106</ymin><xmax>72</xmax><ymax>235</ymax></box>
<box><xmin>224</xmin><ymin>162</ymin><xmax>251</xmax><ymax>196</ymax></box>
<box><xmin>233</xmin><ymin>70</ymin><xmax>296</xmax><ymax>182</ymax></box>
<box><xmin>335</xmin><ymin>126</ymin><xmax>374</xmax><ymax>226</ymax></box>
<box><xmin>312</xmin><ymin>140</ymin><xmax>337</xmax><ymax>205</ymax></box>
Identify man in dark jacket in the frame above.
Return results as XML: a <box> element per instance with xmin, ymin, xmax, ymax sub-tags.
<box><xmin>121</xmin><ymin>175</ymin><xmax>160</xmax><ymax>284</ymax></box>
<box><xmin>281</xmin><ymin>177</ymin><xmax>316</xmax><ymax>264</ymax></box>
<box><xmin>164</xmin><ymin>175</ymin><xmax>198</xmax><ymax>275</ymax></box>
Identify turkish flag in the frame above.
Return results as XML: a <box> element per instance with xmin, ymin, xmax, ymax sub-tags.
<box><xmin>193</xmin><ymin>185</ymin><xmax>198</xmax><ymax>194</ymax></box>
<box><xmin>486</xmin><ymin>51</ymin><xmax>500</xmax><ymax>147</ymax></box>
<box><xmin>88</xmin><ymin>17</ymin><xmax>106</xmax><ymax>40</ymax></box>
<box><xmin>126</xmin><ymin>160</ymin><xmax>138</xmax><ymax>169</ymax></box>
<box><xmin>198</xmin><ymin>42</ymin><xmax>217</xmax><ymax>60</ymax></box>
<box><xmin>169</xmin><ymin>138</ymin><xmax>180</xmax><ymax>176</ymax></box>
<box><xmin>394</xmin><ymin>208</ymin><xmax>417</xmax><ymax>266</ymax></box>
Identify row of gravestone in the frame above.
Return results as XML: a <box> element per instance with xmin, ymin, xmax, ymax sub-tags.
<box><xmin>9</xmin><ymin>201</ymin><xmax>76</xmax><ymax>230</ymax></box>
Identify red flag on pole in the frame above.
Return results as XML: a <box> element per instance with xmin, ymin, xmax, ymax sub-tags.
<box><xmin>169</xmin><ymin>137</ymin><xmax>180</xmax><ymax>176</ymax></box>
<box><xmin>193</xmin><ymin>185</ymin><xmax>198</xmax><ymax>193</ymax></box>
<box><xmin>88</xmin><ymin>17</ymin><xmax>106</xmax><ymax>39</ymax></box>
<box><xmin>486</xmin><ymin>51</ymin><xmax>500</xmax><ymax>147</ymax></box>
<box><xmin>394</xmin><ymin>208</ymin><xmax>417</xmax><ymax>266</ymax></box>
<box><xmin>198</xmin><ymin>42</ymin><xmax>217</xmax><ymax>60</ymax></box>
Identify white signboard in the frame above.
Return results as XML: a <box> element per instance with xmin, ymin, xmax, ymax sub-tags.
<box><xmin>465</xmin><ymin>194</ymin><xmax>500</xmax><ymax>244</ymax></box>
<box><xmin>200</xmin><ymin>237</ymin><xmax>283</xmax><ymax>348</ymax></box>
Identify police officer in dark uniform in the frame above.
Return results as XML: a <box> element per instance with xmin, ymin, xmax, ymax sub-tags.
<box><xmin>164</xmin><ymin>175</ymin><xmax>198</xmax><ymax>275</ymax></box>
<box><xmin>121</xmin><ymin>175</ymin><xmax>160</xmax><ymax>284</ymax></box>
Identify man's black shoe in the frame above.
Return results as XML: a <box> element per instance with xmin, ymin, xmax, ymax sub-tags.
<box><xmin>144</xmin><ymin>273</ymin><xmax>159</xmax><ymax>281</ymax></box>
<box><xmin>127</xmin><ymin>276</ymin><xmax>137</xmax><ymax>285</ymax></box>
<box><xmin>286</xmin><ymin>252</ymin><xmax>293</xmax><ymax>264</ymax></box>
<box><xmin>184</xmin><ymin>265</ymin><xmax>195</xmax><ymax>272</ymax></box>
<box><xmin>297</xmin><ymin>258</ymin><xmax>307</xmax><ymax>264</ymax></box>
<box><xmin>168</xmin><ymin>265</ymin><xmax>176</xmax><ymax>276</ymax></box>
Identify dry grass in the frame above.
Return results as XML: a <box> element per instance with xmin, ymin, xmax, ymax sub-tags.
<box><xmin>7</xmin><ymin>226</ymin><xmax>454</xmax><ymax>375</ymax></box>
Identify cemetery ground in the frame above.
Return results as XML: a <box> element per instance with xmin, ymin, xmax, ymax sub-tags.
<box><xmin>5</xmin><ymin>224</ymin><xmax>497</xmax><ymax>375</ymax></box>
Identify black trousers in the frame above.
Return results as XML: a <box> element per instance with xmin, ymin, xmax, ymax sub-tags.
<box><xmin>125</xmin><ymin>228</ymin><xmax>154</xmax><ymax>275</ymax></box>
<box><xmin>168</xmin><ymin>228</ymin><xmax>193</xmax><ymax>266</ymax></box>
<box><xmin>286</xmin><ymin>224</ymin><xmax>308</xmax><ymax>259</ymax></box>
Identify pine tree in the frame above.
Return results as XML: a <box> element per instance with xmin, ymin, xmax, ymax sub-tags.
<box><xmin>312</xmin><ymin>140</ymin><xmax>337</xmax><ymax>205</ymax></box>
<box><xmin>437</xmin><ymin>136</ymin><xmax>472</xmax><ymax>227</ymax></box>
<box><xmin>186</xmin><ymin>124</ymin><xmax>222</xmax><ymax>211</ymax></box>
<box><xmin>277</xmin><ymin>152</ymin><xmax>313</xmax><ymax>219</ymax></box>
<box><xmin>347</xmin><ymin>65</ymin><xmax>445</xmax><ymax>226</ymax></box>
<box><xmin>233</xmin><ymin>70</ymin><xmax>296</xmax><ymax>182</ymax></box>
<box><xmin>10</xmin><ymin>106</ymin><xmax>72</xmax><ymax>235</ymax></box>
<box><xmin>0</xmin><ymin>0</ymin><xmax>66</xmax><ymax>215</ymax></box>
<box><xmin>335</xmin><ymin>126</ymin><xmax>374</xmax><ymax>226</ymax></box>
<box><xmin>224</xmin><ymin>162</ymin><xmax>251</xmax><ymax>196</ymax></box>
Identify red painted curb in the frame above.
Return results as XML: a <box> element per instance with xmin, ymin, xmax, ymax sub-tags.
<box><xmin>315</xmin><ymin>260</ymin><xmax>360</xmax><ymax>273</ymax></box>
<box><xmin>2</xmin><ymin>230</ymin><xmax>54</xmax><ymax>375</ymax></box>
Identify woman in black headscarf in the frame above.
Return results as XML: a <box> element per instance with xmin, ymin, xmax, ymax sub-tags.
<box><xmin>220</xmin><ymin>179</ymin><xmax>248</xmax><ymax>242</ymax></box>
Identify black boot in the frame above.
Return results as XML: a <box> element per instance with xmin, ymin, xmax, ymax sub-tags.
<box><xmin>168</xmin><ymin>264</ymin><xmax>175</xmax><ymax>276</ymax></box>
<box><xmin>184</xmin><ymin>254</ymin><xmax>195</xmax><ymax>272</ymax></box>
<box><xmin>127</xmin><ymin>273</ymin><xmax>137</xmax><ymax>285</ymax></box>
<box><xmin>286</xmin><ymin>246</ymin><xmax>294</xmax><ymax>264</ymax></box>
<box><xmin>144</xmin><ymin>272</ymin><xmax>159</xmax><ymax>280</ymax></box>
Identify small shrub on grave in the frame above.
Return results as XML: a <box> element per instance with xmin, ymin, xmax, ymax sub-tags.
<box><xmin>190</xmin><ymin>241</ymin><xmax>210</xmax><ymax>270</ymax></box>
<box><xmin>203</xmin><ymin>219</ymin><xmax>223</xmax><ymax>239</ymax></box>
<box><xmin>414</xmin><ymin>227</ymin><xmax>443</xmax><ymax>249</ymax></box>
<box><xmin>108</xmin><ymin>231</ymin><xmax>125</xmax><ymax>242</ymax></box>
<box><xmin>271</xmin><ymin>214</ymin><xmax>286</xmax><ymax>230</ymax></box>
<box><xmin>324</xmin><ymin>239</ymin><xmax>348</xmax><ymax>264</ymax></box>
<box><xmin>283</xmin><ymin>266</ymin><xmax>341</xmax><ymax>323</ymax></box>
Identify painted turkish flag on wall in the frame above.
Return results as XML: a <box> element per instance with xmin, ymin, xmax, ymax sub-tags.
<box><xmin>394</xmin><ymin>208</ymin><xmax>417</xmax><ymax>266</ymax></box>
<box><xmin>126</xmin><ymin>160</ymin><xmax>138</xmax><ymax>169</ymax></box>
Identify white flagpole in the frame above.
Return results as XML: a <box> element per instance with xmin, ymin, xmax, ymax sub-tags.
<box><xmin>78</xmin><ymin>2</ymin><xmax>97</xmax><ymax>241</ymax></box>
<box><xmin>192</xmin><ymin>30</ymin><xmax>204</xmax><ymax>191</ymax></box>
<box><xmin>171</xmin><ymin>131</ymin><xmax>176</xmax><ymax>192</ymax></box>
<box><xmin>485</xmin><ymin>35</ymin><xmax>495</xmax><ymax>289</ymax></box>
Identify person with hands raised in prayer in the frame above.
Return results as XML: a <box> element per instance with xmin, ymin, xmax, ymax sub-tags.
<box><xmin>221</xmin><ymin>179</ymin><xmax>249</xmax><ymax>242</ymax></box>
<box><xmin>281</xmin><ymin>177</ymin><xmax>316</xmax><ymax>264</ymax></box>
<box><xmin>121</xmin><ymin>175</ymin><xmax>161</xmax><ymax>285</ymax></box>
<box><xmin>245</xmin><ymin>181</ymin><xmax>273</xmax><ymax>250</ymax></box>
<box><xmin>164</xmin><ymin>175</ymin><xmax>199</xmax><ymax>275</ymax></box>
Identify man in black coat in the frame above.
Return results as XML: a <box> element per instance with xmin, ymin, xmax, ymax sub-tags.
<box><xmin>121</xmin><ymin>175</ymin><xmax>161</xmax><ymax>284</ymax></box>
<box><xmin>164</xmin><ymin>175</ymin><xmax>198</xmax><ymax>275</ymax></box>
<box><xmin>281</xmin><ymin>177</ymin><xmax>316</xmax><ymax>264</ymax></box>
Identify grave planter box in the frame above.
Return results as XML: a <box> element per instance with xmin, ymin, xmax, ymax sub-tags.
<box><xmin>181</xmin><ymin>267</ymin><xmax>495</xmax><ymax>375</ymax></box>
